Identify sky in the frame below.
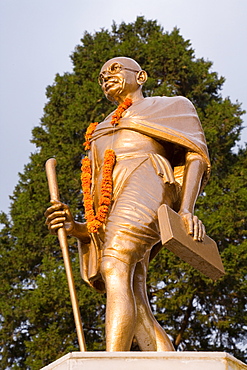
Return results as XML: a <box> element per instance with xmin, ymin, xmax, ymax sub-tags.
<box><xmin>0</xmin><ymin>0</ymin><xmax>247</xmax><ymax>215</ymax></box>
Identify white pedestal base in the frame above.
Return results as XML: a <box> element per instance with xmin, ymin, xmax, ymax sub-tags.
<box><xmin>40</xmin><ymin>351</ymin><xmax>247</xmax><ymax>370</ymax></box>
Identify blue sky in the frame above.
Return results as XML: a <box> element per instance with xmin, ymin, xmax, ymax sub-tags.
<box><xmin>1</xmin><ymin>0</ymin><xmax>247</xmax><ymax>214</ymax></box>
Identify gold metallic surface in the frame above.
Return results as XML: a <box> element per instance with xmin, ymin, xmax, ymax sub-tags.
<box><xmin>158</xmin><ymin>204</ymin><xmax>225</xmax><ymax>280</ymax></box>
<box><xmin>45</xmin><ymin>159</ymin><xmax>86</xmax><ymax>352</ymax></box>
<box><xmin>45</xmin><ymin>57</ymin><xmax>221</xmax><ymax>352</ymax></box>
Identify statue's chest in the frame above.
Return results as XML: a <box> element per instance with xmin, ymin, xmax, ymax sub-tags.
<box><xmin>94</xmin><ymin>129</ymin><xmax>166</xmax><ymax>167</ymax></box>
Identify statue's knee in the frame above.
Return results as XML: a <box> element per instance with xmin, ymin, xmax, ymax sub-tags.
<box><xmin>100</xmin><ymin>256</ymin><xmax>118</xmax><ymax>280</ymax></box>
<box><xmin>100</xmin><ymin>256</ymin><xmax>129</xmax><ymax>282</ymax></box>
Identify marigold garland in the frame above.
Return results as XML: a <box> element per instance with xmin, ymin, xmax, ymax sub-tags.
<box><xmin>83</xmin><ymin>121</ymin><xmax>98</xmax><ymax>151</ymax></box>
<box><xmin>81</xmin><ymin>150</ymin><xmax>115</xmax><ymax>233</ymax></box>
<box><xmin>110</xmin><ymin>98</ymin><xmax>132</xmax><ymax>126</ymax></box>
<box><xmin>82</xmin><ymin>98</ymin><xmax>132</xmax><ymax>233</ymax></box>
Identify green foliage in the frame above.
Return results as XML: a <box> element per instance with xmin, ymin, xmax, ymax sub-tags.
<box><xmin>0</xmin><ymin>17</ymin><xmax>246</xmax><ymax>368</ymax></box>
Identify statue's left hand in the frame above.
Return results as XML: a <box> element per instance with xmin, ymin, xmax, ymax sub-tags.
<box><xmin>178</xmin><ymin>210</ymin><xmax>205</xmax><ymax>242</ymax></box>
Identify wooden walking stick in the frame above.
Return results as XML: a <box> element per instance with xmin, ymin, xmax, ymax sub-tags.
<box><xmin>45</xmin><ymin>158</ymin><xmax>86</xmax><ymax>352</ymax></box>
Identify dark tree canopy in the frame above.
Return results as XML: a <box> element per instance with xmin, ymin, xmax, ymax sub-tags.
<box><xmin>0</xmin><ymin>17</ymin><xmax>246</xmax><ymax>369</ymax></box>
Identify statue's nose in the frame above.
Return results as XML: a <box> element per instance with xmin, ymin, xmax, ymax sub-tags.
<box><xmin>102</xmin><ymin>74</ymin><xmax>113</xmax><ymax>84</ymax></box>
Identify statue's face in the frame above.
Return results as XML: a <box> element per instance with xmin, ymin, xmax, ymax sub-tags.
<box><xmin>99</xmin><ymin>58</ymin><xmax>141</xmax><ymax>103</ymax></box>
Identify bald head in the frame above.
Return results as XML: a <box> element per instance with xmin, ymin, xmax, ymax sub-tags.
<box><xmin>100</xmin><ymin>57</ymin><xmax>142</xmax><ymax>74</ymax></box>
<box><xmin>99</xmin><ymin>56</ymin><xmax>147</xmax><ymax>104</ymax></box>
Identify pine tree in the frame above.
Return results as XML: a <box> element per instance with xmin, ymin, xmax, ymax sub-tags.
<box><xmin>0</xmin><ymin>17</ymin><xmax>246</xmax><ymax>369</ymax></box>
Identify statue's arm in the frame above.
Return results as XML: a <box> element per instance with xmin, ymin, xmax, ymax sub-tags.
<box><xmin>178</xmin><ymin>152</ymin><xmax>208</xmax><ymax>241</ymax></box>
<box><xmin>44</xmin><ymin>200</ymin><xmax>90</xmax><ymax>243</ymax></box>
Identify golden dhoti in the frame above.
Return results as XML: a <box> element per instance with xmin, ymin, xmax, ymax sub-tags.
<box><xmin>100</xmin><ymin>155</ymin><xmax>177</xmax><ymax>265</ymax></box>
<box><xmin>79</xmin><ymin>150</ymin><xmax>178</xmax><ymax>292</ymax></box>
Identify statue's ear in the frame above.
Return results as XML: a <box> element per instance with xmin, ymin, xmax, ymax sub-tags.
<box><xmin>136</xmin><ymin>70</ymin><xmax>147</xmax><ymax>86</ymax></box>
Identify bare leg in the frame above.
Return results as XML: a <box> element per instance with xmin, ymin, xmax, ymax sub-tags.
<box><xmin>133</xmin><ymin>252</ymin><xmax>174</xmax><ymax>351</ymax></box>
<box><xmin>100</xmin><ymin>256</ymin><xmax>136</xmax><ymax>351</ymax></box>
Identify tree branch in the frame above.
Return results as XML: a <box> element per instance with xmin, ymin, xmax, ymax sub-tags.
<box><xmin>174</xmin><ymin>295</ymin><xmax>195</xmax><ymax>349</ymax></box>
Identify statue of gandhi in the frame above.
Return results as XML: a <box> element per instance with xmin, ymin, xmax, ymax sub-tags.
<box><xmin>45</xmin><ymin>57</ymin><xmax>210</xmax><ymax>351</ymax></box>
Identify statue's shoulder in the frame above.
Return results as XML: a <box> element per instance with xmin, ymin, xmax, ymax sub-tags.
<box><xmin>144</xmin><ymin>95</ymin><xmax>195</xmax><ymax>111</ymax></box>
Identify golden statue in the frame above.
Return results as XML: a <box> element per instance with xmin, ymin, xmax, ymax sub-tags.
<box><xmin>45</xmin><ymin>57</ymin><xmax>211</xmax><ymax>352</ymax></box>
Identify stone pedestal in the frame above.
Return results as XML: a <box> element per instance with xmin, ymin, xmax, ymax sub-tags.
<box><xmin>40</xmin><ymin>352</ymin><xmax>247</xmax><ymax>370</ymax></box>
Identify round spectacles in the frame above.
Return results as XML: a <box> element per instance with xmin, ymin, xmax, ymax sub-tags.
<box><xmin>98</xmin><ymin>62</ymin><xmax>140</xmax><ymax>86</ymax></box>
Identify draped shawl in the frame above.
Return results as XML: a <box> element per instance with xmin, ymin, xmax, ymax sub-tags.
<box><xmin>78</xmin><ymin>96</ymin><xmax>210</xmax><ymax>292</ymax></box>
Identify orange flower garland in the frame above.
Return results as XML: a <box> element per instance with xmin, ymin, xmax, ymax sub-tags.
<box><xmin>81</xmin><ymin>98</ymin><xmax>132</xmax><ymax>233</ymax></box>
<box><xmin>110</xmin><ymin>98</ymin><xmax>132</xmax><ymax>126</ymax></box>
<box><xmin>83</xmin><ymin>121</ymin><xmax>98</xmax><ymax>151</ymax></box>
<box><xmin>81</xmin><ymin>150</ymin><xmax>115</xmax><ymax>233</ymax></box>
